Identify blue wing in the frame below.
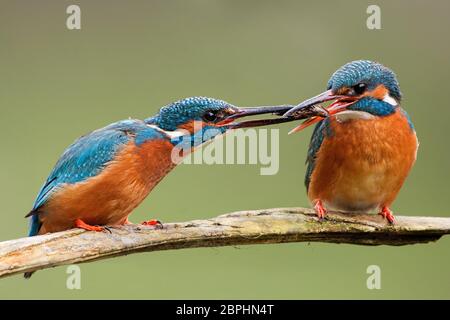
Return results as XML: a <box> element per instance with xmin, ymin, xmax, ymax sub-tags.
<box><xmin>305</xmin><ymin>118</ymin><xmax>333</xmax><ymax>191</ymax></box>
<box><xmin>31</xmin><ymin>120</ymin><xmax>149</xmax><ymax>211</ymax></box>
<box><xmin>28</xmin><ymin>120</ymin><xmax>150</xmax><ymax>235</ymax></box>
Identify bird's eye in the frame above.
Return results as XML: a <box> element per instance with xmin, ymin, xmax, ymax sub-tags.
<box><xmin>202</xmin><ymin>111</ymin><xmax>218</xmax><ymax>122</ymax></box>
<box><xmin>352</xmin><ymin>83</ymin><xmax>367</xmax><ymax>95</ymax></box>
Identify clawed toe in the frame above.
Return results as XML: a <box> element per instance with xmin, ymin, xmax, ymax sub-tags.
<box><xmin>379</xmin><ymin>207</ymin><xmax>395</xmax><ymax>224</ymax></box>
<box><xmin>75</xmin><ymin>219</ymin><xmax>106</xmax><ymax>232</ymax></box>
<box><xmin>314</xmin><ymin>200</ymin><xmax>327</xmax><ymax>221</ymax></box>
<box><xmin>141</xmin><ymin>219</ymin><xmax>164</xmax><ymax>229</ymax></box>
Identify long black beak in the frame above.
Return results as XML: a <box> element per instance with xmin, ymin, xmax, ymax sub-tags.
<box><xmin>283</xmin><ymin>89</ymin><xmax>342</xmax><ymax>118</ymax></box>
<box><xmin>224</xmin><ymin>104</ymin><xmax>328</xmax><ymax>129</ymax></box>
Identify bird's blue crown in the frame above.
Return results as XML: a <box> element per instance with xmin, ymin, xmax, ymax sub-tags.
<box><xmin>327</xmin><ymin>60</ymin><xmax>402</xmax><ymax>101</ymax></box>
<box><xmin>145</xmin><ymin>96</ymin><xmax>232</xmax><ymax>131</ymax></box>
<box><xmin>326</xmin><ymin>60</ymin><xmax>403</xmax><ymax>117</ymax></box>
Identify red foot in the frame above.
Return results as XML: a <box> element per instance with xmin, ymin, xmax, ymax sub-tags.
<box><xmin>314</xmin><ymin>200</ymin><xmax>327</xmax><ymax>220</ymax></box>
<box><xmin>141</xmin><ymin>219</ymin><xmax>163</xmax><ymax>229</ymax></box>
<box><xmin>74</xmin><ymin>218</ymin><xmax>105</xmax><ymax>232</ymax></box>
<box><xmin>379</xmin><ymin>207</ymin><xmax>395</xmax><ymax>224</ymax></box>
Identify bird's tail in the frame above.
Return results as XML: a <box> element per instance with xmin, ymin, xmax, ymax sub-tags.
<box><xmin>23</xmin><ymin>210</ymin><xmax>41</xmax><ymax>279</ymax></box>
<box><xmin>25</xmin><ymin>210</ymin><xmax>41</xmax><ymax>237</ymax></box>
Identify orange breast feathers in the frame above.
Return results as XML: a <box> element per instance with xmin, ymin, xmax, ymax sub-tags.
<box><xmin>308</xmin><ymin>109</ymin><xmax>418</xmax><ymax>212</ymax></box>
<box><xmin>38</xmin><ymin>139</ymin><xmax>176</xmax><ymax>234</ymax></box>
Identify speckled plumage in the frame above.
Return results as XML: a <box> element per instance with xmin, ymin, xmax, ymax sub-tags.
<box><xmin>327</xmin><ymin>60</ymin><xmax>402</xmax><ymax>100</ymax></box>
<box><xmin>145</xmin><ymin>96</ymin><xmax>232</xmax><ymax>131</ymax></box>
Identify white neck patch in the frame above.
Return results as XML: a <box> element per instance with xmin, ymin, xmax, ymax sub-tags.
<box><xmin>147</xmin><ymin>124</ymin><xmax>187</xmax><ymax>139</ymax></box>
<box><xmin>383</xmin><ymin>93</ymin><xmax>398</xmax><ymax>106</ymax></box>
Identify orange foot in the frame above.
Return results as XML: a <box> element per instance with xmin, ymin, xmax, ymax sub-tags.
<box><xmin>141</xmin><ymin>219</ymin><xmax>163</xmax><ymax>229</ymax></box>
<box><xmin>314</xmin><ymin>199</ymin><xmax>327</xmax><ymax>220</ymax></box>
<box><xmin>379</xmin><ymin>206</ymin><xmax>395</xmax><ymax>224</ymax></box>
<box><xmin>74</xmin><ymin>218</ymin><xmax>105</xmax><ymax>232</ymax></box>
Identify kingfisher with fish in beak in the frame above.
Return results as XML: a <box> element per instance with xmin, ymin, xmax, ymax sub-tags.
<box><xmin>23</xmin><ymin>96</ymin><xmax>325</xmax><ymax>278</ymax></box>
<box><xmin>26</xmin><ymin>96</ymin><xmax>325</xmax><ymax>238</ymax></box>
<box><xmin>284</xmin><ymin>60</ymin><xmax>418</xmax><ymax>224</ymax></box>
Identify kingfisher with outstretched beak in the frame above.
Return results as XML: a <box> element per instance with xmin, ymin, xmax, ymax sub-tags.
<box><xmin>284</xmin><ymin>60</ymin><xmax>418</xmax><ymax>224</ymax></box>
<box><xmin>26</xmin><ymin>96</ymin><xmax>325</xmax><ymax>238</ymax></box>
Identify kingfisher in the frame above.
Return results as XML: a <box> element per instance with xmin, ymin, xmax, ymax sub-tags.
<box><xmin>26</xmin><ymin>96</ymin><xmax>325</xmax><ymax>238</ymax></box>
<box><xmin>284</xmin><ymin>60</ymin><xmax>418</xmax><ymax>224</ymax></box>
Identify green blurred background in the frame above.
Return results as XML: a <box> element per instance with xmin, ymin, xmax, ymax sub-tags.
<box><xmin>1</xmin><ymin>0</ymin><xmax>449</xmax><ymax>299</ymax></box>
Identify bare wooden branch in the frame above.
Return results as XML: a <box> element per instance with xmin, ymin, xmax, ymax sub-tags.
<box><xmin>1</xmin><ymin>207</ymin><xmax>450</xmax><ymax>279</ymax></box>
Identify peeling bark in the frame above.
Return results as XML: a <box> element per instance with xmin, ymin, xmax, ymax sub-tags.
<box><xmin>1</xmin><ymin>207</ymin><xmax>449</xmax><ymax>279</ymax></box>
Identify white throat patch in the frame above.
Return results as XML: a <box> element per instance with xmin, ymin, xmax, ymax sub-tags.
<box><xmin>334</xmin><ymin>110</ymin><xmax>376</xmax><ymax>122</ymax></box>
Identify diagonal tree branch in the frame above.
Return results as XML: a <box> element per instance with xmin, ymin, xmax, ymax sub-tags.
<box><xmin>1</xmin><ymin>207</ymin><xmax>450</xmax><ymax>279</ymax></box>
